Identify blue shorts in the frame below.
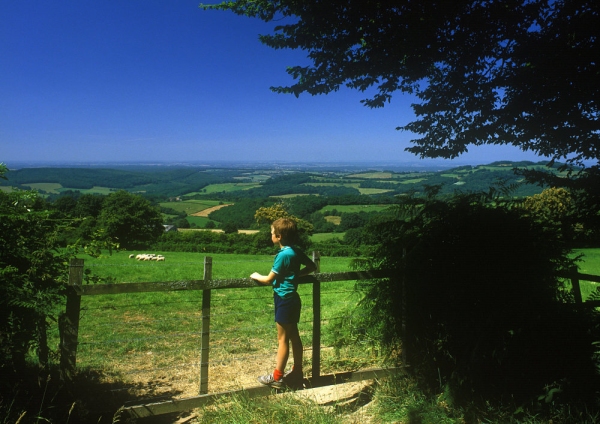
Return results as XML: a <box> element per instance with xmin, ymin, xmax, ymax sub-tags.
<box><xmin>274</xmin><ymin>292</ymin><xmax>301</xmax><ymax>324</ymax></box>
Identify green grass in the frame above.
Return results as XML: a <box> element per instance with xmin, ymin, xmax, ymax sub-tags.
<box><xmin>186</xmin><ymin>215</ymin><xmax>214</xmax><ymax>227</ymax></box>
<box><xmin>573</xmin><ymin>248</ymin><xmax>600</xmax><ymax>301</ymax></box>
<box><xmin>200</xmin><ymin>182</ymin><xmax>261</xmax><ymax>194</ymax></box>
<box><xmin>62</xmin><ymin>251</ymin><xmax>370</xmax><ymax>399</ymax></box>
<box><xmin>357</xmin><ymin>188</ymin><xmax>393</xmax><ymax>195</ymax></box>
<box><xmin>311</xmin><ymin>233</ymin><xmax>345</xmax><ymax>242</ymax></box>
<box><xmin>22</xmin><ymin>182</ymin><xmax>63</xmax><ymax>193</ymax></box>
<box><xmin>45</xmin><ymin>248</ymin><xmax>600</xmax><ymax>422</ymax></box>
<box><xmin>319</xmin><ymin>204</ymin><xmax>393</xmax><ymax>214</ymax></box>
<box><xmin>159</xmin><ymin>199</ymin><xmax>223</xmax><ymax>215</ymax></box>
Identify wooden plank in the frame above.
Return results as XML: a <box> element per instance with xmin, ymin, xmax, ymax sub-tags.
<box><xmin>76</xmin><ymin>270</ymin><xmax>393</xmax><ymax>296</ymax></box>
<box><xmin>121</xmin><ymin>367</ymin><xmax>403</xmax><ymax>419</ymax></box>
<box><xmin>557</xmin><ymin>271</ymin><xmax>600</xmax><ymax>284</ymax></box>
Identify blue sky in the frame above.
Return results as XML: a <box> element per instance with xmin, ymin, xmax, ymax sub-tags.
<box><xmin>1</xmin><ymin>1</ymin><xmax>550</xmax><ymax>167</ymax></box>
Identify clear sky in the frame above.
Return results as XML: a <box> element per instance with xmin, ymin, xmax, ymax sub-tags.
<box><xmin>1</xmin><ymin>1</ymin><xmax>551</xmax><ymax>167</ymax></box>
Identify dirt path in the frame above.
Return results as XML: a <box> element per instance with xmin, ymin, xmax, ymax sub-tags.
<box><xmin>190</xmin><ymin>204</ymin><xmax>232</xmax><ymax>217</ymax></box>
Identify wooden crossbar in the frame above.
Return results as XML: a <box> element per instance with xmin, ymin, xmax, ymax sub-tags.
<box><xmin>120</xmin><ymin>367</ymin><xmax>403</xmax><ymax>419</ymax></box>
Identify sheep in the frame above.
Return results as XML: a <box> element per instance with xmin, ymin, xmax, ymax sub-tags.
<box><xmin>157</xmin><ymin>256</ymin><xmax>165</xmax><ymax>262</ymax></box>
<box><xmin>129</xmin><ymin>254</ymin><xmax>135</xmax><ymax>259</ymax></box>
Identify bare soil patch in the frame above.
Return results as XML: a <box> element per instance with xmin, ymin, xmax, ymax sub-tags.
<box><xmin>191</xmin><ymin>204</ymin><xmax>232</xmax><ymax>217</ymax></box>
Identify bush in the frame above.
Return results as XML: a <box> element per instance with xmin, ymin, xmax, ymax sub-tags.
<box><xmin>359</xmin><ymin>194</ymin><xmax>600</xmax><ymax>405</ymax></box>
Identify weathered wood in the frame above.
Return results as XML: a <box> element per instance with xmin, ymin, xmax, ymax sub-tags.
<box><xmin>59</xmin><ymin>258</ymin><xmax>84</xmax><ymax>381</ymax></box>
<box><xmin>75</xmin><ymin>270</ymin><xmax>392</xmax><ymax>296</ymax></box>
<box><xmin>121</xmin><ymin>367</ymin><xmax>403</xmax><ymax>419</ymax></box>
<box><xmin>312</xmin><ymin>251</ymin><xmax>321</xmax><ymax>380</ymax></box>
<box><xmin>570</xmin><ymin>267</ymin><xmax>583</xmax><ymax>304</ymax></box>
<box><xmin>557</xmin><ymin>270</ymin><xmax>600</xmax><ymax>284</ymax></box>
<box><xmin>199</xmin><ymin>257</ymin><xmax>212</xmax><ymax>395</ymax></box>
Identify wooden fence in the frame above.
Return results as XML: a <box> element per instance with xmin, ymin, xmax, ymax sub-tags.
<box><xmin>58</xmin><ymin>257</ymin><xmax>600</xmax><ymax>419</ymax></box>
<box><xmin>59</xmin><ymin>254</ymin><xmax>399</xmax><ymax>418</ymax></box>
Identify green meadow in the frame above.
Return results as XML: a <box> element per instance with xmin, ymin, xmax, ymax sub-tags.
<box><xmin>159</xmin><ymin>199</ymin><xmax>223</xmax><ymax>215</ymax></box>
<box><xmin>67</xmin><ymin>251</ymin><xmax>370</xmax><ymax>397</ymax></box>
<box><xmin>572</xmin><ymin>248</ymin><xmax>600</xmax><ymax>301</ymax></box>
<box><xmin>319</xmin><ymin>204</ymin><xmax>393</xmax><ymax>214</ymax></box>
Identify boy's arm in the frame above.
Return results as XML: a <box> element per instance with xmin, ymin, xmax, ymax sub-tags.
<box><xmin>250</xmin><ymin>271</ymin><xmax>277</xmax><ymax>285</ymax></box>
<box><xmin>297</xmin><ymin>259</ymin><xmax>317</xmax><ymax>277</ymax></box>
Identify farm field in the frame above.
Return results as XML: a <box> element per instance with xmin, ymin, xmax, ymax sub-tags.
<box><xmin>64</xmin><ymin>251</ymin><xmax>374</xmax><ymax>401</ymax></box>
<box><xmin>200</xmin><ymin>182</ymin><xmax>261</xmax><ymax>194</ymax></box>
<box><xmin>319</xmin><ymin>204</ymin><xmax>394</xmax><ymax>214</ymax></box>
<box><xmin>159</xmin><ymin>199</ymin><xmax>224</xmax><ymax>215</ymax></box>
<box><xmin>311</xmin><ymin>232</ymin><xmax>345</xmax><ymax>242</ymax></box>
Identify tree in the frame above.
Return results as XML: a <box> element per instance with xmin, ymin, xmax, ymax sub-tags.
<box><xmin>359</xmin><ymin>193</ymin><xmax>600</xmax><ymax>404</ymax></box>
<box><xmin>0</xmin><ymin>163</ymin><xmax>71</xmax><ymax>374</ymax></box>
<box><xmin>97</xmin><ymin>190</ymin><xmax>164</xmax><ymax>250</ymax></box>
<box><xmin>202</xmin><ymin>0</ymin><xmax>600</xmax><ymax>167</ymax></box>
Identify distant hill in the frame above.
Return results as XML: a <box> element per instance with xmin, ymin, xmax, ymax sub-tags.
<box><xmin>0</xmin><ymin>161</ymin><xmax>563</xmax><ymax>199</ymax></box>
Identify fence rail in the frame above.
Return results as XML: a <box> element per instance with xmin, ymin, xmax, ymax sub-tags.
<box><xmin>58</xmin><ymin>256</ymin><xmax>599</xmax><ymax>418</ymax></box>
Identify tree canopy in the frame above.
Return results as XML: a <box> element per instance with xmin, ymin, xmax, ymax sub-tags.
<box><xmin>203</xmin><ymin>0</ymin><xmax>599</xmax><ymax>166</ymax></box>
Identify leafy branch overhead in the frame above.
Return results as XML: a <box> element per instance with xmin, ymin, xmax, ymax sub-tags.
<box><xmin>202</xmin><ymin>0</ymin><xmax>600</xmax><ymax>166</ymax></box>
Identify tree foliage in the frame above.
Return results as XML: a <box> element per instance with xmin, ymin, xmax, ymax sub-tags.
<box><xmin>358</xmin><ymin>193</ymin><xmax>600</xmax><ymax>404</ymax></box>
<box><xmin>97</xmin><ymin>190</ymin><xmax>164</xmax><ymax>250</ymax></box>
<box><xmin>0</xmin><ymin>167</ymin><xmax>71</xmax><ymax>375</ymax></box>
<box><xmin>203</xmin><ymin>0</ymin><xmax>600</xmax><ymax>166</ymax></box>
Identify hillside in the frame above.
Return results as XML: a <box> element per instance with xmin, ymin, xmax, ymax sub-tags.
<box><xmin>0</xmin><ymin>160</ymin><xmax>562</xmax><ymax>199</ymax></box>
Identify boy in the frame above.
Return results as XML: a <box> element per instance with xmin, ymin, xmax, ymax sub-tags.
<box><xmin>250</xmin><ymin>218</ymin><xmax>317</xmax><ymax>388</ymax></box>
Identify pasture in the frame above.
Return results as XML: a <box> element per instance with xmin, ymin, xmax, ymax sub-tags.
<box><xmin>159</xmin><ymin>199</ymin><xmax>224</xmax><ymax>215</ymax></box>
<box><xmin>55</xmin><ymin>248</ymin><xmax>600</xmax><ymax>411</ymax></box>
<box><xmin>346</xmin><ymin>172</ymin><xmax>393</xmax><ymax>179</ymax></box>
<box><xmin>319</xmin><ymin>204</ymin><xmax>393</xmax><ymax>214</ymax></box>
<box><xmin>64</xmin><ymin>251</ymin><xmax>373</xmax><ymax>401</ymax></box>
<box><xmin>200</xmin><ymin>182</ymin><xmax>261</xmax><ymax>194</ymax></box>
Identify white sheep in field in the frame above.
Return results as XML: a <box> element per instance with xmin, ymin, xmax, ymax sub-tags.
<box><xmin>157</xmin><ymin>256</ymin><xmax>165</xmax><ymax>262</ymax></box>
<box><xmin>129</xmin><ymin>254</ymin><xmax>135</xmax><ymax>259</ymax></box>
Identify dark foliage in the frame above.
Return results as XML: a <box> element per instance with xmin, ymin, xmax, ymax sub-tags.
<box><xmin>359</xmin><ymin>194</ymin><xmax>600</xmax><ymax>405</ymax></box>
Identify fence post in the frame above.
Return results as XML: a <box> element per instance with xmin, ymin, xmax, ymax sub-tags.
<box><xmin>401</xmin><ymin>248</ymin><xmax>408</xmax><ymax>366</ymax></box>
<box><xmin>571</xmin><ymin>266</ymin><xmax>583</xmax><ymax>305</ymax></box>
<box><xmin>312</xmin><ymin>251</ymin><xmax>321</xmax><ymax>382</ymax></box>
<box><xmin>60</xmin><ymin>258</ymin><xmax>84</xmax><ymax>382</ymax></box>
<box><xmin>199</xmin><ymin>256</ymin><xmax>212</xmax><ymax>395</ymax></box>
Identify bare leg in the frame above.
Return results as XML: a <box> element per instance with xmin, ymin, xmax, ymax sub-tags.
<box><xmin>276</xmin><ymin>322</ymin><xmax>302</xmax><ymax>373</ymax></box>
<box><xmin>275</xmin><ymin>322</ymin><xmax>290</xmax><ymax>373</ymax></box>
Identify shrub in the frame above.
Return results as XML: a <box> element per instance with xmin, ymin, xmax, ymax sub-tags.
<box><xmin>359</xmin><ymin>193</ymin><xmax>600</xmax><ymax>405</ymax></box>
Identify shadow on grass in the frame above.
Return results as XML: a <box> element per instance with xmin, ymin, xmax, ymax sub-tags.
<box><xmin>0</xmin><ymin>366</ymin><xmax>186</xmax><ymax>424</ymax></box>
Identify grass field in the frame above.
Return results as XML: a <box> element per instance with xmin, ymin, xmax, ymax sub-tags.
<box><xmin>64</xmin><ymin>251</ymin><xmax>372</xmax><ymax>400</ymax></box>
<box><xmin>573</xmin><ymin>248</ymin><xmax>600</xmax><ymax>301</ymax></box>
<box><xmin>22</xmin><ymin>182</ymin><xmax>63</xmax><ymax>193</ymax></box>
<box><xmin>319</xmin><ymin>204</ymin><xmax>393</xmax><ymax>214</ymax></box>
<box><xmin>201</xmin><ymin>182</ymin><xmax>261</xmax><ymax>194</ymax></box>
<box><xmin>49</xmin><ymin>248</ymin><xmax>600</xmax><ymax>422</ymax></box>
<box><xmin>346</xmin><ymin>172</ymin><xmax>393</xmax><ymax>179</ymax></box>
<box><xmin>311</xmin><ymin>232</ymin><xmax>344</xmax><ymax>242</ymax></box>
<box><xmin>159</xmin><ymin>199</ymin><xmax>224</xmax><ymax>215</ymax></box>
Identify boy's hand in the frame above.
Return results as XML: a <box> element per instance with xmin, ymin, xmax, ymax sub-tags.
<box><xmin>250</xmin><ymin>272</ymin><xmax>261</xmax><ymax>280</ymax></box>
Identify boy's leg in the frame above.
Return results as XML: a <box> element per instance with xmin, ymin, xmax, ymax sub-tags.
<box><xmin>276</xmin><ymin>322</ymin><xmax>303</xmax><ymax>373</ymax></box>
<box><xmin>288</xmin><ymin>323</ymin><xmax>303</xmax><ymax>373</ymax></box>
<box><xmin>275</xmin><ymin>322</ymin><xmax>290</xmax><ymax>373</ymax></box>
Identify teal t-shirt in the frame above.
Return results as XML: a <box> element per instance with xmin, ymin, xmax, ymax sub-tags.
<box><xmin>271</xmin><ymin>245</ymin><xmax>311</xmax><ymax>298</ymax></box>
